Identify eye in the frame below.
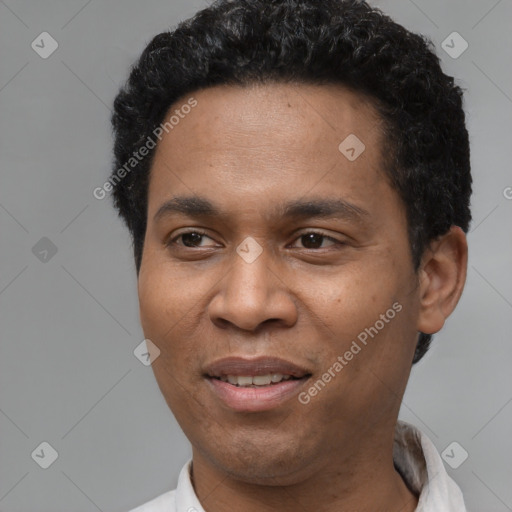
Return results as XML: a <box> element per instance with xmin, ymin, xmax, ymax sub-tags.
<box><xmin>166</xmin><ymin>229</ymin><xmax>344</xmax><ymax>250</ymax></box>
<box><xmin>167</xmin><ymin>230</ymin><xmax>218</xmax><ymax>248</ymax></box>
<box><xmin>289</xmin><ymin>231</ymin><xmax>343</xmax><ymax>249</ymax></box>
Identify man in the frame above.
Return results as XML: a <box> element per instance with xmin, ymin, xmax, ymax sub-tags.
<box><xmin>110</xmin><ymin>0</ymin><xmax>471</xmax><ymax>510</ymax></box>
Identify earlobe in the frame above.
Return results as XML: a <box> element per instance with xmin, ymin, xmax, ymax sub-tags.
<box><xmin>416</xmin><ymin>226</ymin><xmax>468</xmax><ymax>335</ymax></box>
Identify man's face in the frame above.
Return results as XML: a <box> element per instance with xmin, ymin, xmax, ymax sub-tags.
<box><xmin>138</xmin><ymin>83</ymin><xmax>422</xmax><ymax>485</ymax></box>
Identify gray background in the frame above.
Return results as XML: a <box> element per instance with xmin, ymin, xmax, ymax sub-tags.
<box><xmin>0</xmin><ymin>0</ymin><xmax>511</xmax><ymax>511</ymax></box>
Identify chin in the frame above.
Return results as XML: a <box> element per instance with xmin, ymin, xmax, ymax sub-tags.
<box><xmin>199</xmin><ymin>434</ymin><xmax>320</xmax><ymax>486</ymax></box>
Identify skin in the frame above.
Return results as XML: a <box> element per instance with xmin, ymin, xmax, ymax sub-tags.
<box><xmin>137</xmin><ymin>82</ymin><xmax>468</xmax><ymax>512</ymax></box>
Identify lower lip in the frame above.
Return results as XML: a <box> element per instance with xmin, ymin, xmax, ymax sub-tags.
<box><xmin>206</xmin><ymin>377</ymin><xmax>309</xmax><ymax>412</ymax></box>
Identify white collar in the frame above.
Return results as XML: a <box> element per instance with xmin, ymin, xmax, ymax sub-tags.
<box><xmin>393</xmin><ymin>421</ymin><xmax>467</xmax><ymax>511</ymax></box>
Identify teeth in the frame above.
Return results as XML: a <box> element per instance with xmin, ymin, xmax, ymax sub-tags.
<box><xmin>237</xmin><ymin>376</ymin><xmax>253</xmax><ymax>387</ymax></box>
<box><xmin>220</xmin><ymin>374</ymin><xmax>294</xmax><ymax>387</ymax></box>
<box><xmin>253</xmin><ymin>375</ymin><xmax>272</xmax><ymax>386</ymax></box>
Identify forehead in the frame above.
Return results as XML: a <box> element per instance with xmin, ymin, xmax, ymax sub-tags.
<box><xmin>147</xmin><ymin>82</ymin><xmax>391</xmax><ymax>219</ymax></box>
<box><xmin>158</xmin><ymin>82</ymin><xmax>381</xmax><ymax>152</ymax></box>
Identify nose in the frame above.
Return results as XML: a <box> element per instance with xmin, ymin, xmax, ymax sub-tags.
<box><xmin>208</xmin><ymin>243</ymin><xmax>298</xmax><ymax>332</ymax></box>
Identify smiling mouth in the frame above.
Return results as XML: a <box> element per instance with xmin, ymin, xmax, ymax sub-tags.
<box><xmin>203</xmin><ymin>356</ymin><xmax>312</xmax><ymax>412</ymax></box>
<box><xmin>204</xmin><ymin>356</ymin><xmax>312</xmax><ymax>385</ymax></box>
<box><xmin>210</xmin><ymin>374</ymin><xmax>306</xmax><ymax>387</ymax></box>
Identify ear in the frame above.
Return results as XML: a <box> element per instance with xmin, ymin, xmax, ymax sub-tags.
<box><xmin>416</xmin><ymin>226</ymin><xmax>468</xmax><ymax>335</ymax></box>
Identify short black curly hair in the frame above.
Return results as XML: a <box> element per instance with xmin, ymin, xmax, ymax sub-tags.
<box><xmin>110</xmin><ymin>0</ymin><xmax>472</xmax><ymax>364</ymax></box>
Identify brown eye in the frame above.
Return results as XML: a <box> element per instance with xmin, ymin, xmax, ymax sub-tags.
<box><xmin>167</xmin><ymin>230</ymin><xmax>217</xmax><ymax>248</ymax></box>
<box><xmin>180</xmin><ymin>232</ymin><xmax>205</xmax><ymax>247</ymax></box>
<box><xmin>291</xmin><ymin>231</ymin><xmax>340</xmax><ymax>249</ymax></box>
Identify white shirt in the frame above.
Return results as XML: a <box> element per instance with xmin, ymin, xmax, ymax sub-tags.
<box><xmin>127</xmin><ymin>420</ymin><xmax>467</xmax><ymax>512</ymax></box>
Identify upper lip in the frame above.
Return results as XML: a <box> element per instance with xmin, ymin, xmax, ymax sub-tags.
<box><xmin>204</xmin><ymin>356</ymin><xmax>311</xmax><ymax>378</ymax></box>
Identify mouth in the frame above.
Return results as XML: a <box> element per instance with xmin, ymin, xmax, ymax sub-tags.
<box><xmin>203</xmin><ymin>356</ymin><xmax>312</xmax><ymax>412</ymax></box>
<box><xmin>212</xmin><ymin>373</ymin><xmax>299</xmax><ymax>387</ymax></box>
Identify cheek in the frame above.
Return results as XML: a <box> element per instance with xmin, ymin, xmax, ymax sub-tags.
<box><xmin>138</xmin><ymin>271</ymin><xmax>200</xmax><ymax>410</ymax></box>
<box><xmin>305</xmin><ymin>255</ymin><xmax>415</xmax><ymax>360</ymax></box>
<box><xmin>302</xmin><ymin>263</ymin><xmax>391</xmax><ymax>327</ymax></box>
<box><xmin>137</xmin><ymin>261</ymin><xmax>211</xmax><ymax>374</ymax></box>
<box><xmin>138</xmin><ymin>261</ymin><xmax>187</xmax><ymax>342</ymax></box>
<box><xmin>138</xmin><ymin>276</ymin><xmax>168</xmax><ymax>338</ymax></box>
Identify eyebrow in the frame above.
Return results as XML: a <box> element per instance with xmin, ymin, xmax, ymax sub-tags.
<box><xmin>153</xmin><ymin>195</ymin><xmax>369</xmax><ymax>224</ymax></box>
